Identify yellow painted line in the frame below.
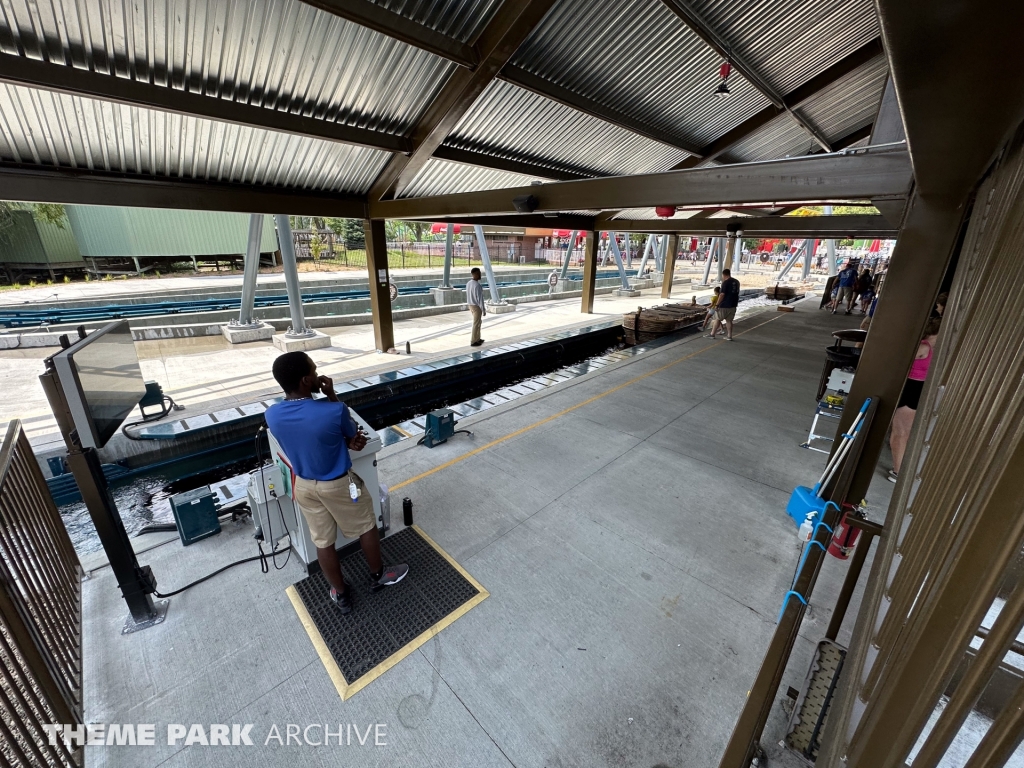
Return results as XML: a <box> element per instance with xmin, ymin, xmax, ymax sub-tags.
<box><xmin>391</xmin><ymin>313</ymin><xmax>785</xmax><ymax>492</ymax></box>
<box><xmin>287</xmin><ymin>524</ymin><xmax>488</xmax><ymax>701</ymax></box>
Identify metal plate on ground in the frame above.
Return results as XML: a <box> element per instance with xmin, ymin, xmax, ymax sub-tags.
<box><xmin>784</xmin><ymin>639</ymin><xmax>847</xmax><ymax>763</ymax></box>
<box><xmin>287</xmin><ymin>526</ymin><xmax>488</xmax><ymax>700</ymax></box>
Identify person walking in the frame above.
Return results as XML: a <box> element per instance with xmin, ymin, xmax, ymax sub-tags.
<box><xmin>887</xmin><ymin>316</ymin><xmax>941</xmax><ymax>483</ymax></box>
<box><xmin>466</xmin><ymin>267</ymin><xmax>486</xmax><ymax>347</ymax></box>
<box><xmin>856</xmin><ymin>268</ymin><xmax>874</xmax><ymax>314</ymax></box>
<box><xmin>265</xmin><ymin>352</ymin><xmax>409</xmax><ymax>615</ymax></box>
<box><xmin>707</xmin><ymin>268</ymin><xmax>739</xmax><ymax>340</ymax></box>
<box><xmin>832</xmin><ymin>260</ymin><xmax>860</xmax><ymax>314</ymax></box>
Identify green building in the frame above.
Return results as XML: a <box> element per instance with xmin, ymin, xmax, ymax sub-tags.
<box><xmin>0</xmin><ymin>209</ymin><xmax>84</xmax><ymax>280</ymax></box>
<box><xmin>0</xmin><ymin>206</ymin><xmax>280</xmax><ymax>280</ymax></box>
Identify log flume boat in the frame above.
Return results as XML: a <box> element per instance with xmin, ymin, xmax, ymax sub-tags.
<box><xmin>622</xmin><ymin>303</ymin><xmax>707</xmax><ymax>334</ymax></box>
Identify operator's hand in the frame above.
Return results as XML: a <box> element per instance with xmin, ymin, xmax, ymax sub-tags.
<box><xmin>348</xmin><ymin>428</ymin><xmax>368</xmax><ymax>452</ymax></box>
<box><xmin>317</xmin><ymin>375</ymin><xmax>337</xmax><ymax>401</ymax></box>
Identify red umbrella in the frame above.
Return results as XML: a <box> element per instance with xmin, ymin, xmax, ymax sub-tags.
<box><xmin>430</xmin><ymin>223</ymin><xmax>461</xmax><ymax>234</ymax></box>
<box><xmin>868</xmin><ymin>239</ymin><xmax>881</xmax><ymax>253</ymax></box>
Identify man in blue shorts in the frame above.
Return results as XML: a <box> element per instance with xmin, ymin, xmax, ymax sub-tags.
<box><xmin>265</xmin><ymin>352</ymin><xmax>408</xmax><ymax>615</ymax></box>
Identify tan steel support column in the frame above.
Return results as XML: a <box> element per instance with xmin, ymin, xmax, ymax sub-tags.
<box><xmin>661</xmin><ymin>235</ymin><xmax>680</xmax><ymax>298</ymax></box>
<box><xmin>581</xmin><ymin>231</ymin><xmax>599</xmax><ymax>313</ymax></box>
<box><xmin>829</xmin><ymin>192</ymin><xmax>963</xmax><ymax>501</ymax></box>
<box><xmin>364</xmin><ymin>219</ymin><xmax>395</xmax><ymax>352</ymax></box>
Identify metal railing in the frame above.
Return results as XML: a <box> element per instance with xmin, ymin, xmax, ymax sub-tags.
<box><xmin>0</xmin><ymin>419</ymin><xmax>82</xmax><ymax>768</ymax></box>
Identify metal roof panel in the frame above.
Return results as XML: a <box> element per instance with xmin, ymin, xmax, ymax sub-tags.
<box><xmin>0</xmin><ymin>0</ymin><xmax>453</xmax><ymax>137</ymax></box>
<box><xmin>370</xmin><ymin>0</ymin><xmax>504</xmax><ymax>42</ymax></box>
<box><xmin>0</xmin><ymin>83</ymin><xmax>390</xmax><ymax>192</ymax></box>
<box><xmin>510</xmin><ymin>0</ymin><xmax>771</xmax><ymax>149</ymax></box>
<box><xmin>681</xmin><ymin>0</ymin><xmax>880</xmax><ymax>96</ymax></box>
<box><xmin>447</xmin><ymin>80</ymin><xmax>691</xmax><ymax>177</ymax></box>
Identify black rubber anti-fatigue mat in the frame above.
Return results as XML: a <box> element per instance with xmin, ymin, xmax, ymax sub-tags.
<box><xmin>288</xmin><ymin>526</ymin><xmax>487</xmax><ymax>699</ymax></box>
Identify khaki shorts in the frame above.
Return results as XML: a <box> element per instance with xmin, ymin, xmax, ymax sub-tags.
<box><xmin>836</xmin><ymin>285</ymin><xmax>855</xmax><ymax>303</ymax></box>
<box><xmin>292</xmin><ymin>472</ymin><xmax>376</xmax><ymax>548</ymax></box>
<box><xmin>715</xmin><ymin>306</ymin><xmax>736</xmax><ymax>322</ymax></box>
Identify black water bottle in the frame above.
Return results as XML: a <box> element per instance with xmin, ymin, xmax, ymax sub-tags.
<box><xmin>403</xmin><ymin>497</ymin><xmax>413</xmax><ymax>526</ymax></box>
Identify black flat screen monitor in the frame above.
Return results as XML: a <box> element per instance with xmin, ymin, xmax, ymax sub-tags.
<box><xmin>52</xmin><ymin>321</ymin><xmax>146</xmax><ymax>449</ymax></box>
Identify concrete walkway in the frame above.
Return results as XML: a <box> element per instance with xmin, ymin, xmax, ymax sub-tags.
<box><xmin>81</xmin><ymin>299</ymin><xmax>891</xmax><ymax>768</ymax></box>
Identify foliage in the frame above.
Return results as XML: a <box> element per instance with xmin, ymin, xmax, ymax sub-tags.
<box><xmin>789</xmin><ymin>204</ymin><xmax>880</xmax><ymax>216</ymax></box>
<box><xmin>33</xmin><ymin>204</ymin><xmax>68</xmax><ymax>229</ymax></box>
<box><xmin>0</xmin><ymin>201</ymin><xmax>69</xmax><ymax>245</ymax></box>
<box><xmin>308</xmin><ymin>231</ymin><xmax>326</xmax><ymax>262</ymax></box>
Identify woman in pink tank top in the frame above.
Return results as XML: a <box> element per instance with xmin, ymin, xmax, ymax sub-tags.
<box><xmin>889</xmin><ymin>315</ymin><xmax>942</xmax><ymax>482</ymax></box>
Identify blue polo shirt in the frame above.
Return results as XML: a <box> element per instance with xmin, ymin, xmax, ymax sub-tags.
<box><xmin>264</xmin><ymin>398</ymin><xmax>358</xmax><ymax>481</ymax></box>
<box><xmin>838</xmin><ymin>266</ymin><xmax>858</xmax><ymax>287</ymax></box>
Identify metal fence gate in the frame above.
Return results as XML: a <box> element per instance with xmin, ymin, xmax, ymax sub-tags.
<box><xmin>0</xmin><ymin>419</ymin><xmax>83</xmax><ymax>767</ymax></box>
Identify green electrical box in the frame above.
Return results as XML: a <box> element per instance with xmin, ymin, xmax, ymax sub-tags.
<box><xmin>169</xmin><ymin>487</ymin><xmax>221</xmax><ymax>546</ymax></box>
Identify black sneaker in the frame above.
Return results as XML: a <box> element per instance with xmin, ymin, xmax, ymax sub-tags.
<box><xmin>370</xmin><ymin>564</ymin><xmax>409</xmax><ymax>592</ymax></box>
<box><xmin>330</xmin><ymin>585</ymin><xmax>353</xmax><ymax>614</ymax></box>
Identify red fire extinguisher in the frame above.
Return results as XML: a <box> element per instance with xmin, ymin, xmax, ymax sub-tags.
<box><xmin>828</xmin><ymin>504</ymin><xmax>864</xmax><ymax>559</ymax></box>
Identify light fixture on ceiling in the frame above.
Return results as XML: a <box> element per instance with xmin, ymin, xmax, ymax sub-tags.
<box><xmin>715</xmin><ymin>58</ymin><xmax>732</xmax><ymax>98</ymax></box>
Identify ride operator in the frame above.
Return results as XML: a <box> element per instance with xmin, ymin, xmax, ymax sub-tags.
<box><xmin>265</xmin><ymin>352</ymin><xmax>408</xmax><ymax>615</ymax></box>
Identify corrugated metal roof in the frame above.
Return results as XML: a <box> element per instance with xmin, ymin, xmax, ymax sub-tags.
<box><xmin>370</xmin><ymin>0</ymin><xmax>503</xmax><ymax>42</ymax></box>
<box><xmin>446</xmin><ymin>80</ymin><xmax>691</xmax><ymax>178</ymax></box>
<box><xmin>0</xmin><ymin>84</ymin><xmax>390</xmax><ymax>192</ymax></box>
<box><xmin>683</xmin><ymin>0</ymin><xmax>880</xmax><ymax>96</ymax></box>
<box><xmin>719</xmin><ymin>114</ymin><xmax>817</xmax><ymax>164</ymax></box>
<box><xmin>511</xmin><ymin>0</ymin><xmax>770</xmax><ymax>149</ymax></box>
<box><xmin>796</xmin><ymin>55</ymin><xmax>887</xmax><ymax>144</ymax></box>
<box><xmin>716</xmin><ymin>54</ymin><xmax>887</xmax><ymax>164</ymax></box>
<box><xmin>0</xmin><ymin>0</ymin><xmax>453</xmax><ymax>137</ymax></box>
<box><xmin>66</xmin><ymin>207</ymin><xmax>278</xmax><ymax>257</ymax></box>
<box><xmin>401</xmin><ymin>157</ymin><xmax>540</xmax><ymax>198</ymax></box>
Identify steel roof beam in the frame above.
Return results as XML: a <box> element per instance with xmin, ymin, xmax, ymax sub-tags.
<box><xmin>431</xmin><ymin>146</ymin><xmax>594</xmax><ymax>181</ymax></box>
<box><xmin>499</xmin><ymin>66</ymin><xmax>703</xmax><ymax>156</ymax></box>
<box><xmin>368</xmin><ymin>0</ymin><xmax>557</xmax><ymax>201</ymax></box>
<box><xmin>605</xmin><ymin>214</ymin><xmax>896</xmax><ymax>237</ymax></box>
<box><xmin>0</xmin><ymin>54</ymin><xmax>413</xmax><ymax>155</ymax></box>
<box><xmin>660</xmin><ymin>0</ymin><xmax>832</xmax><ymax>152</ymax></box>
<box><xmin>0</xmin><ymin>164</ymin><xmax>367</xmax><ymax>218</ymax></box>
<box><xmin>369</xmin><ymin>149</ymin><xmax>913</xmax><ymax>220</ymax></box>
<box><xmin>672</xmin><ymin>40</ymin><xmax>884</xmax><ymax>171</ymax></box>
<box><xmin>429</xmin><ymin>214</ymin><xmax>597</xmax><ymax>230</ymax></box>
<box><xmin>300</xmin><ymin>0</ymin><xmax>477</xmax><ymax>69</ymax></box>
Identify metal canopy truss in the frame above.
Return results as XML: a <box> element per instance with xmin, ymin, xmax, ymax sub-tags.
<box><xmin>498</xmin><ymin>65</ymin><xmax>703</xmax><ymax>157</ymax></box>
<box><xmin>672</xmin><ymin>40</ymin><xmax>883</xmax><ymax>170</ymax></box>
<box><xmin>367</xmin><ymin>0</ymin><xmax>558</xmax><ymax>201</ymax></box>
<box><xmin>0</xmin><ymin>0</ymin><xmax>894</xmax><ymax>216</ymax></box>
<box><xmin>370</xmin><ymin>149</ymin><xmax>912</xmax><ymax>219</ymax></box>
<box><xmin>300</xmin><ymin>0</ymin><xmax>479</xmax><ymax>68</ymax></box>
<box><xmin>427</xmin><ymin>213</ymin><xmax>895</xmax><ymax>238</ymax></box>
<box><xmin>0</xmin><ymin>164</ymin><xmax>367</xmax><ymax>218</ymax></box>
<box><xmin>605</xmin><ymin>214</ymin><xmax>896</xmax><ymax>237</ymax></box>
<box><xmin>660</xmin><ymin>0</ymin><xmax>834</xmax><ymax>153</ymax></box>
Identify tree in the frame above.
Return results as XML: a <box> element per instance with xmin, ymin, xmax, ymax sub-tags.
<box><xmin>0</xmin><ymin>202</ymin><xmax>68</xmax><ymax>245</ymax></box>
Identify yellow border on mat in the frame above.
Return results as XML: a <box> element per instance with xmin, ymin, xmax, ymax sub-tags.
<box><xmin>286</xmin><ymin>524</ymin><xmax>489</xmax><ymax>701</ymax></box>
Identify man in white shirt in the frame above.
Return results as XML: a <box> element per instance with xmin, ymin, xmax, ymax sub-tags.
<box><xmin>466</xmin><ymin>268</ymin><xmax>487</xmax><ymax>347</ymax></box>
